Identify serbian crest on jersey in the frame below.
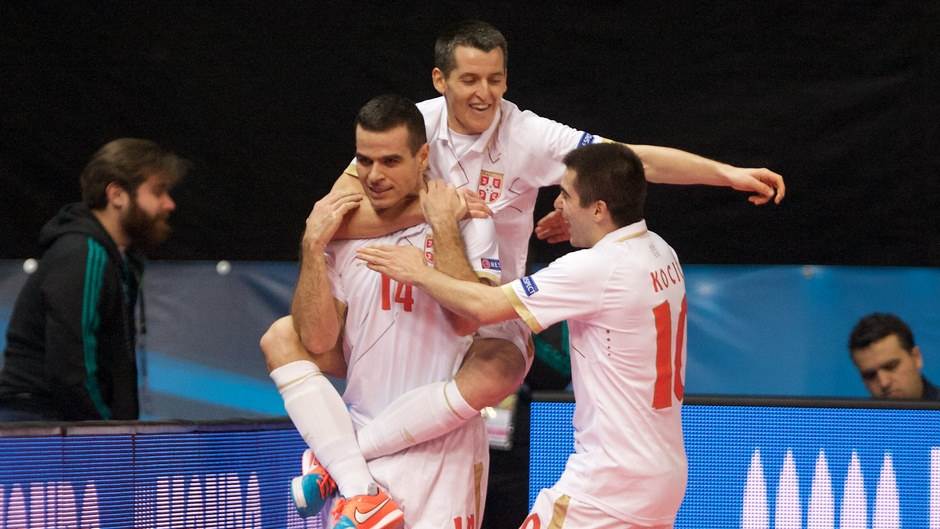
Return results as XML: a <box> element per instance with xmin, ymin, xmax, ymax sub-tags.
<box><xmin>423</xmin><ymin>232</ymin><xmax>435</xmax><ymax>265</ymax></box>
<box><xmin>478</xmin><ymin>170</ymin><xmax>504</xmax><ymax>202</ymax></box>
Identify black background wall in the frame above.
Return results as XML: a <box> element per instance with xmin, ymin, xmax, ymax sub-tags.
<box><xmin>3</xmin><ymin>2</ymin><xmax>939</xmax><ymax>265</ymax></box>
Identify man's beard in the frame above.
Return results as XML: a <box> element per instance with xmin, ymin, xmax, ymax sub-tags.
<box><xmin>122</xmin><ymin>199</ymin><xmax>171</xmax><ymax>252</ymax></box>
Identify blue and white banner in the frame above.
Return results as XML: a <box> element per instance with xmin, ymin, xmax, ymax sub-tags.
<box><xmin>530</xmin><ymin>399</ymin><xmax>940</xmax><ymax>529</ymax></box>
<box><xmin>0</xmin><ymin>425</ymin><xmax>320</xmax><ymax>529</ymax></box>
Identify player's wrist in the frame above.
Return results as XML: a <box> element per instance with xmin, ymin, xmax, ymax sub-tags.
<box><xmin>410</xmin><ymin>265</ymin><xmax>436</xmax><ymax>289</ymax></box>
<box><xmin>715</xmin><ymin>162</ymin><xmax>739</xmax><ymax>187</ymax></box>
<box><xmin>301</xmin><ymin>233</ymin><xmax>329</xmax><ymax>254</ymax></box>
<box><xmin>425</xmin><ymin>210</ymin><xmax>459</xmax><ymax>232</ymax></box>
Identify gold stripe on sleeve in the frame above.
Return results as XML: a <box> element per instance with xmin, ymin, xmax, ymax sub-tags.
<box><xmin>501</xmin><ymin>284</ymin><xmax>543</xmax><ymax>333</ymax></box>
<box><xmin>548</xmin><ymin>494</ymin><xmax>571</xmax><ymax>529</ymax></box>
<box><xmin>342</xmin><ymin>160</ymin><xmax>357</xmax><ymax>177</ymax></box>
<box><xmin>476</xmin><ymin>271</ymin><xmax>501</xmax><ymax>284</ymax></box>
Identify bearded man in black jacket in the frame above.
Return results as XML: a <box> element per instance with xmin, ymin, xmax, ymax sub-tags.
<box><xmin>0</xmin><ymin>138</ymin><xmax>186</xmax><ymax>421</ymax></box>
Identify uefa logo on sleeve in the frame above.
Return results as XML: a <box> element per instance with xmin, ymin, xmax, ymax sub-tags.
<box><xmin>521</xmin><ymin>276</ymin><xmax>539</xmax><ymax>296</ymax></box>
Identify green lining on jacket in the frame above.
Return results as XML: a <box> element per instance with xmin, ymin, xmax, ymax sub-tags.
<box><xmin>81</xmin><ymin>238</ymin><xmax>111</xmax><ymax>419</ymax></box>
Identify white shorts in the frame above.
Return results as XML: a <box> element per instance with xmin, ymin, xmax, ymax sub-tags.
<box><xmin>475</xmin><ymin>319</ymin><xmax>534</xmax><ymax>371</ymax></box>
<box><xmin>328</xmin><ymin>416</ymin><xmax>489</xmax><ymax>529</ymax></box>
<box><xmin>521</xmin><ymin>487</ymin><xmax>673</xmax><ymax>529</ymax></box>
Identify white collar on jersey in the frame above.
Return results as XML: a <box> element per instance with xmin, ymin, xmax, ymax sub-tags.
<box><xmin>436</xmin><ymin>98</ymin><xmax>504</xmax><ymax>162</ymax></box>
<box><xmin>599</xmin><ymin>219</ymin><xmax>649</xmax><ymax>246</ymax></box>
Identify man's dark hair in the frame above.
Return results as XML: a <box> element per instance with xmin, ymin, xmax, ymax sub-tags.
<box><xmin>80</xmin><ymin>138</ymin><xmax>187</xmax><ymax>210</ymax></box>
<box><xmin>355</xmin><ymin>94</ymin><xmax>427</xmax><ymax>154</ymax></box>
<box><xmin>848</xmin><ymin>312</ymin><xmax>916</xmax><ymax>354</ymax></box>
<box><xmin>434</xmin><ymin>20</ymin><xmax>508</xmax><ymax>77</ymax></box>
<box><xmin>562</xmin><ymin>143</ymin><xmax>646</xmax><ymax>227</ymax></box>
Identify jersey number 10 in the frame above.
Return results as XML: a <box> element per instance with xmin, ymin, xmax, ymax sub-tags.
<box><xmin>381</xmin><ymin>273</ymin><xmax>414</xmax><ymax>312</ymax></box>
<box><xmin>652</xmin><ymin>295</ymin><xmax>687</xmax><ymax>409</ymax></box>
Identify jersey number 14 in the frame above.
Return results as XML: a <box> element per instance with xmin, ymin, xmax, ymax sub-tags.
<box><xmin>652</xmin><ymin>295</ymin><xmax>687</xmax><ymax>409</ymax></box>
<box><xmin>381</xmin><ymin>273</ymin><xmax>414</xmax><ymax>312</ymax></box>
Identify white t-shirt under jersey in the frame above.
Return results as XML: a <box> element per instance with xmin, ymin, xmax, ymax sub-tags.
<box><xmin>502</xmin><ymin>220</ymin><xmax>688</xmax><ymax>526</ymax></box>
<box><xmin>417</xmin><ymin>96</ymin><xmax>604</xmax><ymax>282</ymax></box>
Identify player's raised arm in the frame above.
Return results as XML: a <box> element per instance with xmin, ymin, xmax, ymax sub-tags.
<box><xmin>291</xmin><ymin>189</ymin><xmax>359</xmax><ymax>354</ymax></box>
<box><xmin>626</xmin><ymin>144</ymin><xmax>786</xmax><ymax>205</ymax></box>
<box><xmin>330</xmin><ymin>162</ymin><xmax>424</xmax><ymax>239</ymax></box>
<box><xmin>331</xmin><ymin>164</ymin><xmax>492</xmax><ymax>240</ymax></box>
<box><xmin>536</xmin><ymin>143</ymin><xmax>786</xmax><ymax>243</ymax></box>
<box><xmin>419</xmin><ymin>180</ymin><xmax>492</xmax><ymax>335</ymax></box>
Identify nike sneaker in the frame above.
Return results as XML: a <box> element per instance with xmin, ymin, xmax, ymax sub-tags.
<box><xmin>331</xmin><ymin>483</ymin><xmax>404</xmax><ymax>529</ymax></box>
<box><xmin>291</xmin><ymin>449</ymin><xmax>338</xmax><ymax>518</ymax></box>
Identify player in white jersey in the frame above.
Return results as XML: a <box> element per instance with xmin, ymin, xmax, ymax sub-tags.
<box><xmin>332</xmin><ymin>20</ymin><xmax>783</xmax><ymax>472</ymax></box>
<box><xmin>329</xmin><ymin>222</ymin><xmax>497</xmax><ymax>426</ymax></box>
<box><xmin>358</xmin><ymin>142</ymin><xmax>688</xmax><ymax>528</ymax></box>
<box><xmin>261</xmin><ymin>95</ymin><xmax>499</xmax><ymax>529</ymax></box>
<box><xmin>325</xmin><ymin>213</ymin><xmax>496</xmax><ymax>529</ymax></box>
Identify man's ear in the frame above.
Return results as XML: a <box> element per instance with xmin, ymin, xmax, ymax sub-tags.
<box><xmin>105</xmin><ymin>182</ymin><xmax>128</xmax><ymax>209</ymax></box>
<box><xmin>911</xmin><ymin>345</ymin><xmax>924</xmax><ymax>371</ymax></box>
<box><xmin>417</xmin><ymin>143</ymin><xmax>430</xmax><ymax>172</ymax></box>
<box><xmin>593</xmin><ymin>200</ymin><xmax>608</xmax><ymax>222</ymax></box>
<box><xmin>432</xmin><ymin>68</ymin><xmax>447</xmax><ymax>95</ymax></box>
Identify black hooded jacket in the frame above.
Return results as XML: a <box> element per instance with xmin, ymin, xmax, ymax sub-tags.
<box><xmin>0</xmin><ymin>203</ymin><xmax>142</xmax><ymax>420</ymax></box>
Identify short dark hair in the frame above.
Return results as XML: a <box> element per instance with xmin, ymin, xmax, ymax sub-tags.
<box><xmin>562</xmin><ymin>143</ymin><xmax>646</xmax><ymax>227</ymax></box>
<box><xmin>434</xmin><ymin>20</ymin><xmax>508</xmax><ymax>77</ymax></box>
<box><xmin>848</xmin><ymin>312</ymin><xmax>916</xmax><ymax>353</ymax></box>
<box><xmin>80</xmin><ymin>138</ymin><xmax>187</xmax><ymax>210</ymax></box>
<box><xmin>355</xmin><ymin>94</ymin><xmax>427</xmax><ymax>154</ymax></box>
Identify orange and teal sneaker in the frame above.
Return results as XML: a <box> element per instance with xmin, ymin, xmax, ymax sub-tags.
<box><xmin>290</xmin><ymin>449</ymin><xmax>338</xmax><ymax>518</ymax></box>
<box><xmin>331</xmin><ymin>484</ymin><xmax>404</xmax><ymax>529</ymax></box>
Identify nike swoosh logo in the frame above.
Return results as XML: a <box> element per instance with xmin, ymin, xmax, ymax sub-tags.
<box><xmin>354</xmin><ymin>497</ymin><xmax>390</xmax><ymax>523</ymax></box>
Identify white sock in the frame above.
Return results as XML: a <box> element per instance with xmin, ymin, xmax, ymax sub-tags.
<box><xmin>270</xmin><ymin>360</ymin><xmax>374</xmax><ymax>497</ymax></box>
<box><xmin>357</xmin><ymin>380</ymin><xmax>480</xmax><ymax>460</ymax></box>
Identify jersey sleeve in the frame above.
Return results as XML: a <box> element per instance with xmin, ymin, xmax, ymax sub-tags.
<box><xmin>516</xmin><ymin>110</ymin><xmax>607</xmax><ymax>188</ymax></box>
<box><xmin>459</xmin><ymin>217</ymin><xmax>501</xmax><ymax>284</ymax></box>
<box><xmin>500</xmin><ymin>249</ymin><xmax>608</xmax><ymax>332</ymax></box>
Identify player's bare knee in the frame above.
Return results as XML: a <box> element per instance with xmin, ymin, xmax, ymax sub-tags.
<box><xmin>260</xmin><ymin>316</ymin><xmax>300</xmax><ymax>372</ymax></box>
<box><xmin>493</xmin><ymin>344</ymin><xmax>527</xmax><ymax>393</ymax></box>
<box><xmin>458</xmin><ymin>339</ymin><xmax>526</xmax><ymax>408</ymax></box>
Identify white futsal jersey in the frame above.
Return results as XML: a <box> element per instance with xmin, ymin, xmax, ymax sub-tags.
<box><xmin>326</xmin><ymin>218</ymin><xmax>500</xmax><ymax>529</ymax></box>
<box><xmin>502</xmin><ymin>221</ymin><xmax>688</xmax><ymax>527</ymax></box>
<box><xmin>418</xmin><ymin>96</ymin><xmax>604</xmax><ymax>282</ymax></box>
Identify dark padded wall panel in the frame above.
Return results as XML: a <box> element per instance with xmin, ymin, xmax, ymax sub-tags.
<box><xmin>2</xmin><ymin>3</ymin><xmax>938</xmax><ymax>264</ymax></box>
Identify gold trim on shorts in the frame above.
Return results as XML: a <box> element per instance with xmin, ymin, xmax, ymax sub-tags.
<box><xmin>549</xmin><ymin>494</ymin><xmax>571</xmax><ymax>529</ymax></box>
<box><xmin>473</xmin><ymin>462</ymin><xmax>484</xmax><ymax>528</ymax></box>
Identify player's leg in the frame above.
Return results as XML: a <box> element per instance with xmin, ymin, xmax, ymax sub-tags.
<box><xmin>260</xmin><ymin>316</ymin><xmax>376</xmax><ymax>511</ymax></box>
<box><xmin>356</xmin><ymin>320</ymin><xmax>531</xmax><ymax>460</ymax></box>
<box><xmin>364</xmin><ymin>417</ymin><xmax>488</xmax><ymax>529</ymax></box>
<box><xmin>454</xmin><ymin>331</ymin><xmax>530</xmax><ymax>409</ymax></box>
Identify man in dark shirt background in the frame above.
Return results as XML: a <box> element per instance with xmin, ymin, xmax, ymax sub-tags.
<box><xmin>849</xmin><ymin>312</ymin><xmax>939</xmax><ymax>401</ymax></box>
<box><xmin>0</xmin><ymin>138</ymin><xmax>186</xmax><ymax>421</ymax></box>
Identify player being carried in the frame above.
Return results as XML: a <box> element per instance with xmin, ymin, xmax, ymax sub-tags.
<box><xmin>328</xmin><ymin>19</ymin><xmax>785</xmax><ymax>471</ymax></box>
<box><xmin>261</xmin><ymin>94</ymin><xmax>502</xmax><ymax>529</ymax></box>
